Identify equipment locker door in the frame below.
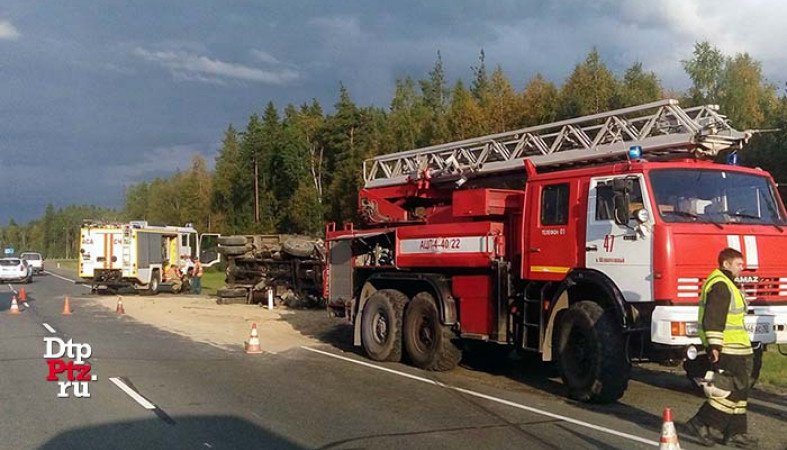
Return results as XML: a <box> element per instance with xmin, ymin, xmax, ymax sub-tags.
<box><xmin>585</xmin><ymin>175</ymin><xmax>654</xmax><ymax>302</ymax></box>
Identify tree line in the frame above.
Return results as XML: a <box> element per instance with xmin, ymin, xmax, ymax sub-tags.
<box><xmin>3</xmin><ymin>42</ymin><xmax>787</xmax><ymax>258</ymax></box>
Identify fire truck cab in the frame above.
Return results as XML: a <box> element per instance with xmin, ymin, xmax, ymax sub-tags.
<box><xmin>325</xmin><ymin>100</ymin><xmax>785</xmax><ymax>403</ymax></box>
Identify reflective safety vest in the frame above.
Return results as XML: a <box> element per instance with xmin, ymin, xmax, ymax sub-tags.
<box><xmin>698</xmin><ymin>269</ymin><xmax>752</xmax><ymax>355</ymax></box>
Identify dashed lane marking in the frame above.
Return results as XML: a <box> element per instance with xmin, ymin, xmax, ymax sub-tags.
<box><xmin>43</xmin><ymin>323</ymin><xmax>56</xmax><ymax>333</ymax></box>
<box><xmin>302</xmin><ymin>346</ymin><xmax>659</xmax><ymax>448</ymax></box>
<box><xmin>109</xmin><ymin>377</ymin><xmax>156</xmax><ymax>410</ymax></box>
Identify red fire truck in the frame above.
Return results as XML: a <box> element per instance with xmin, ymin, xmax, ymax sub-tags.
<box><xmin>324</xmin><ymin>99</ymin><xmax>784</xmax><ymax>403</ymax></box>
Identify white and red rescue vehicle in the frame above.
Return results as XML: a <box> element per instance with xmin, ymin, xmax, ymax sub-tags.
<box><xmin>324</xmin><ymin>99</ymin><xmax>785</xmax><ymax>403</ymax></box>
<box><xmin>79</xmin><ymin>221</ymin><xmax>220</xmax><ymax>293</ymax></box>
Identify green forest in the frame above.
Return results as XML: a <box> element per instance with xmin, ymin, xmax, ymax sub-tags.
<box><xmin>4</xmin><ymin>42</ymin><xmax>787</xmax><ymax>258</ymax></box>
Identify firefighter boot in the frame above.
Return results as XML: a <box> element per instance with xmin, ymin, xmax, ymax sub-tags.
<box><xmin>687</xmin><ymin>417</ymin><xmax>715</xmax><ymax>447</ymax></box>
<box><xmin>723</xmin><ymin>433</ymin><xmax>758</xmax><ymax>448</ymax></box>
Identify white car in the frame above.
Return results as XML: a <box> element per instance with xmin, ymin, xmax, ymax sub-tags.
<box><xmin>0</xmin><ymin>258</ymin><xmax>33</xmax><ymax>283</ymax></box>
<box><xmin>20</xmin><ymin>252</ymin><xmax>44</xmax><ymax>275</ymax></box>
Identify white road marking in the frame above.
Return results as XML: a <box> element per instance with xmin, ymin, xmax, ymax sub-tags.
<box><xmin>109</xmin><ymin>377</ymin><xmax>156</xmax><ymax>410</ymax></box>
<box><xmin>42</xmin><ymin>323</ymin><xmax>56</xmax><ymax>333</ymax></box>
<box><xmin>302</xmin><ymin>346</ymin><xmax>659</xmax><ymax>448</ymax></box>
<box><xmin>43</xmin><ymin>270</ymin><xmax>92</xmax><ymax>288</ymax></box>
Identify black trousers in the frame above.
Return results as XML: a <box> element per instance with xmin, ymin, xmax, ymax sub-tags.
<box><xmin>692</xmin><ymin>353</ymin><xmax>753</xmax><ymax>437</ymax></box>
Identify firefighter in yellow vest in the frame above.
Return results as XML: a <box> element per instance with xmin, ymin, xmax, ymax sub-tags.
<box><xmin>688</xmin><ymin>248</ymin><xmax>757</xmax><ymax>448</ymax></box>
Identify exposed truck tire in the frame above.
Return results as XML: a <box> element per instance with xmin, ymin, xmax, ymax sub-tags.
<box><xmin>282</xmin><ymin>237</ymin><xmax>317</xmax><ymax>258</ymax></box>
<box><xmin>403</xmin><ymin>292</ymin><xmax>461</xmax><ymax>371</ymax></box>
<box><xmin>556</xmin><ymin>301</ymin><xmax>629</xmax><ymax>403</ymax></box>
<box><xmin>219</xmin><ymin>244</ymin><xmax>252</xmax><ymax>256</ymax></box>
<box><xmin>217</xmin><ymin>287</ymin><xmax>247</xmax><ymax>298</ymax></box>
<box><xmin>218</xmin><ymin>235</ymin><xmax>248</xmax><ymax>246</ymax></box>
<box><xmin>360</xmin><ymin>289</ymin><xmax>407</xmax><ymax>362</ymax></box>
<box><xmin>216</xmin><ymin>296</ymin><xmax>247</xmax><ymax>305</ymax></box>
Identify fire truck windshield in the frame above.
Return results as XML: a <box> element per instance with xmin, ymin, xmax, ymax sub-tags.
<box><xmin>649</xmin><ymin>169</ymin><xmax>785</xmax><ymax>226</ymax></box>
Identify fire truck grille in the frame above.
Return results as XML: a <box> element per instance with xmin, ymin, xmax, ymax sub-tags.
<box><xmin>677</xmin><ymin>277</ymin><xmax>787</xmax><ymax>302</ymax></box>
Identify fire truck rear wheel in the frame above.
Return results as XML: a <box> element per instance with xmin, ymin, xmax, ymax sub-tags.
<box><xmin>218</xmin><ymin>235</ymin><xmax>248</xmax><ymax>246</ymax></box>
<box><xmin>145</xmin><ymin>271</ymin><xmax>160</xmax><ymax>296</ymax></box>
<box><xmin>403</xmin><ymin>292</ymin><xmax>461</xmax><ymax>371</ymax></box>
<box><xmin>360</xmin><ymin>289</ymin><xmax>407</xmax><ymax>362</ymax></box>
<box><xmin>557</xmin><ymin>301</ymin><xmax>629</xmax><ymax>403</ymax></box>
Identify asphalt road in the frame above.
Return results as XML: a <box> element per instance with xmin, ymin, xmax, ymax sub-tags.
<box><xmin>1</xmin><ymin>272</ymin><xmax>785</xmax><ymax>449</ymax></box>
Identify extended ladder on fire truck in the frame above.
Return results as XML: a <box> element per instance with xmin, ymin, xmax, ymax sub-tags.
<box><xmin>363</xmin><ymin>99</ymin><xmax>751</xmax><ymax>189</ymax></box>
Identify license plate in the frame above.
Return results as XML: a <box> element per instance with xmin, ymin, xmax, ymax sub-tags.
<box><xmin>745</xmin><ymin>323</ymin><xmax>771</xmax><ymax>335</ymax></box>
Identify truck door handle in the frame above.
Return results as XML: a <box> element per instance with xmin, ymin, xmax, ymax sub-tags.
<box><xmin>586</xmin><ymin>245</ymin><xmax>598</xmax><ymax>252</ymax></box>
<box><xmin>528</xmin><ymin>247</ymin><xmax>541</xmax><ymax>253</ymax></box>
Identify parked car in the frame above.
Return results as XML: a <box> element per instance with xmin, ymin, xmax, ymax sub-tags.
<box><xmin>0</xmin><ymin>258</ymin><xmax>33</xmax><ymax>283</ymax></box>
<box><xmin>20</xmin><ymin>252</ymin><xmax>44</xmax><ymax>275</ymax></box>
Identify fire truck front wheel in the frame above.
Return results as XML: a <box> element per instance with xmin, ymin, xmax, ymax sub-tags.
<box><xmin>403</xmin><ymin>292</ymin><xmax>461</xmax><ymax>371</ymax></box>
<box><xmin>360</xmin><ymin>289</ymin><xmax>407</xmax><ymax>362</ymax></box>
<box><xmin>557</xmin><ymin>301</ymin><xmax>629</xmax><ymax>403</ymax></box>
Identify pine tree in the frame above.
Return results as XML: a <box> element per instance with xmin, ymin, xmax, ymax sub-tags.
<box><xmin>482</xmin><ymin>65</ymin><xmax>520</xmax><ymax>133</ymax></box>
<box><xmin>559</xmin><ymin>48</ymin><xmax>619</xmax><ymax>118</ymax></box>
<box><xmin>420</xmin><ymin>51</ymin><xmax>450</xmax><ymax>144</ymax></box>
<box><xmin>619</xmin><ymin>62</ymin><xmax>662</xmax><ymax>107</ymax></box>
<box><xmin>520</xmin><ymin>74</ymin><xmax>558</xmax><ymax>126</ymax></box>
<box><xmin>470</xmin><ymin>49</ymin><xmax>489</xmax><ymax>102</ymax></box>
<box><xmin>447</xmin><ymin>80</ymin><xmax>485</xmax><ymax>139</ymax></box>
<box><xmin>389</xmin><ymin>76</ymin><xmax>430</xmax><ymax>151</ymax></box>
<box><xmin>212</xmin><ymin>125</ymin><xmax>249</xmax><ymax>233</ymax></box>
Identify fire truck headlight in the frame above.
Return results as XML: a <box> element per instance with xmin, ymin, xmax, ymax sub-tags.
<box><xmin>685</xmin><ymin>321</ymin><xmax>699</xmax><ymax>337</ymax></box>
<box><xmin>686</xmin><ymin>345</ymin><xmax>698</xmax><ymax>360</ymax></box>
<box><xmin>635</xmin><ymin>208</ymin><xmax>650</xmax><ymax>223</ymax></box>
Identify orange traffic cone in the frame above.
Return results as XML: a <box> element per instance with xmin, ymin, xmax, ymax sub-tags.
<box><xmin>9</xmin><ymin>295</ymin><xmax>21</xmax><ymax>315</ymax></box>
<box><xmin>116</xmin><ymin>296</ymin><xmax>125</xmax><ymax>315</ymax></box>
<box><xmin>19</xmin><ymin>287</ymin><xmax>27</xmax><ymax>301</ymax></box>
<box><xmin>659</xmin><ymin>408</ymin><xmax>681</xmax><ymax>450</ymax></box>
<box><xmin>244</xmin><ymin>323</ymin><xmax>263</xmax><ymax>354</ymax></box>
<box><xmin>62</xmin><ymin>296</ymin><xmax>72</xmax><ymax>315</ymax></box>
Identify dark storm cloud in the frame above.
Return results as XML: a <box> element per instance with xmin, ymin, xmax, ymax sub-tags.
<box><xmin>0</xmin><ymin>0</ymin><xmax>785</xmax><ymax>221</ymax></box>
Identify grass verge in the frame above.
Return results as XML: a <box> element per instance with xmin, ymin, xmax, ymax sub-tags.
<box><xmin>760</xmin><ymin>346</ymin><xmax>787</xmax><ymax>388</ymax></box>
<box><xmin>200</xmin><ymin>271</ymin><xmax>225</xmax><ymax>296</ymax></box>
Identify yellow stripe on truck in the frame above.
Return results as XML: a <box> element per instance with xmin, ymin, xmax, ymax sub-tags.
<box><xmin>530</xmin><ymin>265</ymin><xmax>570</xmax><ymax>274</ymax></box>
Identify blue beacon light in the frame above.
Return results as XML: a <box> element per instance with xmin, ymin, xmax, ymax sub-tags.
<box><xmin>628</xmin><ymin>145</ymin><xmax>642</xmax><ymax>160</ymax></box>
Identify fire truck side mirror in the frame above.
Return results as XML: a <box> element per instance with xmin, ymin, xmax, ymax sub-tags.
<box><xmin>612</xmin><ymin>179</ymin><xmax>632</xmax><ymax>226</ymax></box>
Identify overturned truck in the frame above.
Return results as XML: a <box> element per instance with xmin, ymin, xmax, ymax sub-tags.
<box><xmin>216</xmin><ymin>234</ymin><xmax>324</xmax><ymax>307</ymax></box>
